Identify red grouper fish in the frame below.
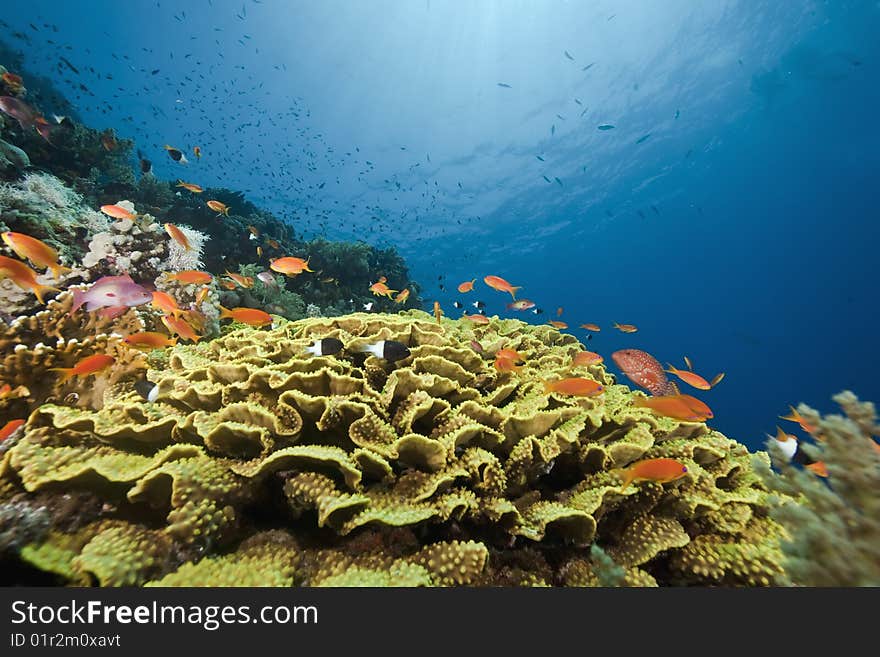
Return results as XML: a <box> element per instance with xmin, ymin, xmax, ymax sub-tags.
<box><xmin>611</xmin><ymin>348</ymin><xmax>677</xmax><ymax>396</ymax></box>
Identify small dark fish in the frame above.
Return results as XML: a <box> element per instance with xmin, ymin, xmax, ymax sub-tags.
<box><xmin>137</xmin><ymin>149</ymin><xmax>153</xmax><ymax>174</ymax></box>
<box><xmin>164</xmin><ymin>146</ymin><xmax>187</xmax><ymax>163</ymax></box>
<box><xmin>60</xmin><ymin>56</ymin><xmax>79</xmax><ymax>74</ymax></box>
<box><xmin>134</xmin><ymin>379</ymin><xmax>158</xmax><ymax>402</ymax></box>
<box><xmin>574</xmin><ymin>98</ymin><xmax>582</xmax><ymax>105</ymax></box>
<box><xmin>564</xmin><ymin>50</ymin><xmax>574</xmax><ymax>61</ymax></box>
<box><xmin>556</xmin><ymin>114</ymin><xmax>565</xmax><ymax>120</ymax></box>
<box><xmin>536</xmin><ymin>155</ymin><xmax>545</xmax><ymax>161</ymax></box>
<box><xmin>151</xmin><ymin>69</ymin><xmax>160</xmax><ymax>75</ymax></box>
<box><xmin>551</xmin><ymin>124</ymin><xmax>556</xmax><ymax>135</ymax></box>
<box><xmin>361</xmin><ymin>340</ymin><xmax>410</xmax><ymax>362</ymax></box>
<box><xmin>453</xmin><ymin>301</ymin><xmax>463</xmax><ymax>309</ymax></box>
<box><xmin>554</xmin><ymin>177</ymin><xmax>563</xmax><ymax>187</ymax></box>
<box><xmin>542</xmin><ymin>175</ymin><xmax>552</xmax><ymax>183</ymax></box>
<box><xmin>674</xmin><ymin>109</ymin><xmax>680</xmax><ymax>119</ymax></box>
<box><xmin>532</xmin><ymin>308</ymin><xmax>543</xmax><ymax>315</ymax></box>
<box><xmin>597</xmin><ymin>124</ymin><xmax>615</xmax><ymax>131</ymax></box>
<box><xmin>636</xmin><ymin>133</ymin><xmax>651</xmax><ymax>144</ymax></box>
<box><xmin>472</xmin><ymin>300</ymin><xmax>485</xmax><ymax>309</ymax></box>
<box><xmin>651</xmin><ymin>205</ymin><xmax>660</xmax><ymax>216</ymax></box>
<box><xmin>582</xmin><ymin>62</ymin><xmax>595</xmax><ymax>71</ymax></box>
<box><xmin>497</xmin><ymin>82</ymin><xmax>512</xmax><ymax>88</ymax></box>
<box><xmin>305</xmin><ymin>337</ymin><xmax>343</xmax><ymax>357</ymax></box>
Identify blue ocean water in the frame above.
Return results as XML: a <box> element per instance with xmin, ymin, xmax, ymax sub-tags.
<box><xmin>4</xmin><ymin>0</ymin><xmax>878</xmax><ymax>449</ymax></box>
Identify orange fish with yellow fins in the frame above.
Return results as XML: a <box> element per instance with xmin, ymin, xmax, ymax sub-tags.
<box><xmin>2</xmin><ymin>231</ymin><xmax>72</xmax><ymax>280</ymax></box>
<box><xmin>50</xmin><ymin>354</ymin><xmax>115</xmax><ymax>382</ymax></box>
<box><xmin>457</xmin><ymin>279</ymin><xmax>476</xmax><ymax>293</ymax></box>
<box><xmin>165</xmin><ymin>270</ymin><xmax>212</xmax><ymax>285</ymax></box>
<box><xmin>270</xmin><ymin>257</ymin><xmax>313</xmax><ymax>277</ymax></box>
<box><xmin>543</xmin><ymin>377</ymin><xmax>604</xmax><ymax>397</ymax></box>
<box><xmin>614</xmin><ymin>458</ymin><xmax>689</xmax><ymax>492</ymax></box>
<box><xmin>164</xmin><ymin>223</ymin><xmax>192</xmax><ymax>251</ymax></box>
<box><xmin>634</xmin><ymin>394</ymin><xmax>713</xmax><ymax>422</ymax></box>
<box><xmin>394</xmin><ymin>289</ymin><xmax>410</xmax><ymax>304</ymax></box>
<box><xmin>206</xmin><ymin>200</ymin><xmax>230</xmax><ymax>216</ymax></box>
<box><xmin>483</xmin><ymin>275</ymin><xmax>520</xmax><ymax>300</ymax></box>
<box><xmin>0</xmin><ymin>255</ymin><xmax>60</xmax><ymax>304</ymax></box>
<box><xmin>219</xmin><ymin>306</ymin><xmax>273</xmax><ymax>327</ymax></box>
<box><xmin>124</xmin><ymin>332</ymin><xmax>178</xmax><ymax>350</ymax></box>
<box><xmin>368</xmin><ymin>276</ymin><xmax>397</xmax><ymax>298</ymax></box>
<box><xmin>161</xmin><ymin>314</ymin><xmax>202</xmax><ymax>342</ymax></box>
<box><xmin>176</xmin><ymin>180</ymin><xmax>203</xmax><ymax>193</ymax></box>
<box><xmin>665</xmin><ymin>357</ymin><xmax>724</xmax><ymax>391</ymax></box>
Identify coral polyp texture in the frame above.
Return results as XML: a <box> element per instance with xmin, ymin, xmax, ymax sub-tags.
<box><xmin>0</xmin><ymin>311</ymin><xmax>788</xmax><ymax>586</ymax></box>
<box><xmin>757</xmin><ymin>392</ymin><xmax>880</xmax><ymax>586</ymax></box>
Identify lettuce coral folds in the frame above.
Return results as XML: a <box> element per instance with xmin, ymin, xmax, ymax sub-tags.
<box><xmin>0</xmin><ymin>311</ymin><xmax>792</xmax><ymax>586</ymax></box>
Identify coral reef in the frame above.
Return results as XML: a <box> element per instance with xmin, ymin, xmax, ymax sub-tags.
<box><xmin>0</xmin><ymin>172</ymin><xmax>109</xmax><ymax>262</ymax></box>
<box><xmin>756</xmin><ymin>391</ymin><xmax>880</xmax><ymax>586</ymax></box>
<box><xmin>0</xmin><ymin>312</ymin><xmax>789</xmax><ymax>586</ymax></box>
<box><xmin>0</xmin><ymin>290</ymin><xmax>147</xmax><ymax>418</ymax></box>
<box><xmin>81</xmin><ymin>200</ymin><xmax>207</xmax><ymax>282</ymax></box>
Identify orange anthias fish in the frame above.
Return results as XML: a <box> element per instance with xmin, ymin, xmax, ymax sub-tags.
<box><xmin>368</xmin><ymin>278</ymin><xmax>397</xmax><ymax>298</ymax></box>
<box><xmin>270</xmin><ymin>257</ymin><xmax>313</xmax><ymax>276</ymax></box>
<box><xmin>494</xmin><ymin>355</ymin><xmax>523</xmax><ymax>374</ymax></box>
<box><xmin>556</xmin><ymin>307</ymin><xmax>564</xmax><ymax>317</ymax></box>
<box><xmin>161</xmin><ymin>314</ymin><xmax>202</xmax><ymax>342</ymax></box>
<box><xmin>463</xmin><ymin>313</ymin><xmax>490</xmax><ymax>324</ymax></box>
<box><xmin>572</xmin><ymin>351</ymin><xmax>603</xmax><ymax>367</ymax></box>
<box><xmin>195</xmin><ymin>286</ymin><xmax>211</xmax><ymax>305</ymax></box>
<box><xmin>177</xmin><ymin>180</ymin><xmax>204</xmax><ymax>193</ymax></box>
<box><xmin>224</xmin><ymin>271</ymin><xmax>254</xmax><ymax>288</ymax></box>
<box><xmin>580</xmin><ymin>323</ymin><xmax>601</xmax><ymax>332</ymax></box>
<box><xmin>496</xmin><ymin>348</ymin><xmax>524</xmax><ymax>363</ymax></box>
<box><xmin>613</xmin><ymin>322</ymin><xmax>638</xmax><ymax>333</ymax></box>
<box><xmin>164</xmin><ymin>223</ymin><xmax>192</xmax><ymax>250</ymax></box>
<box><xmin>50</xmin><ymin>354</ymin><xmax>115</xmax><ymax>382</ymax></box>
<box><xmin>166</xmin><ymin>270</ymin><xmax>213</xmax><ymax>285</ymax></box>
<box><xmin>779</xmin><ymin>405</ymin><xmax>817</xmax><ymax>434</ymax></box>
<box><xmin>151</xmin><ymin>290</ymin><xmax>182</xmax><ymax>316</ymax></box>
<box><xmin>0</xmin><ymin>419</ymin><xmax>26</xmax><ymax>442</ymax></box>
<box><xmin>615</xmin><ymin>458</ymin><xmax>689</xmax><ymax>492</ymax></box>
<box><xmin>220</xmin><ymin>306</ymin><xmax>273</xmax><ymax>327</ymax></box>
<box><xmin>483</xmin><ymin>275</ymin><xmax>520</xmax><ymax>300</ymax></box>
<box><xmin>219</xmin><ymin>279</ymin><xmax>237</xmax><ymax>290</ymax></box>
<box><xmin>2</xmin><ymin>231</ymin><xmax>72</xmax><ymax>279</ymax></box>
<box><xmin>634</xmin><ymin>394</ymin><xmax>713</xmax><ymax>422</ymax></box>
<box><xmin>207</xmin><ymin>200</ymin><xmax>230</xmax><ymax>216</ymax></box>
<box><xmin>124</xmin><ymin>332</ymin><xmax>178</xmax><ymax>349</ymax></box>
<box><xmin>100</xmin><ymin>204</ymin><xmax>136</xmax><ymax>220</ymax></box>
<box><xmin>543</xmin><ymin>377</ymin><xmax>604</xmax><ymax>397</ymax></box>
<box><xmin>0</xmin><ymin>255</ymin><xmax>60</xmax><ymax>304</ymax></box>
<box><xmin>548</xmin><ymin>320</ymin><xmax>568</xmax><ymax>329</ymax></box>
<box><xmin>457</xmin><ymin>279</ymin><xmax>476</xmax><ymax>293</ymax></box>
<box><xmin>193</xmin><ymin>146</ymin><xmax>202</xmax><ymax>159</ymax></box>
<box><xmin>394</xmin><ymin>289</ymin><xmax>410</xmax><ymax>304</ymax></box>
<box><xmin>433</xmin><ymin>301</ymin><xmax>444</xmax><ymax>324</ymax></box>
<box><xmin>665</xmin><ymin>357</ymin><xmax>725</xmax><ymax>391</ymax></box>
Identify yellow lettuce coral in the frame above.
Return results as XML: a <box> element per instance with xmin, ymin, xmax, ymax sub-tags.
<box><xmin>1</xmin><ymin>310</ymin><xmax>790</xmax><ymax>586</ymax></box>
